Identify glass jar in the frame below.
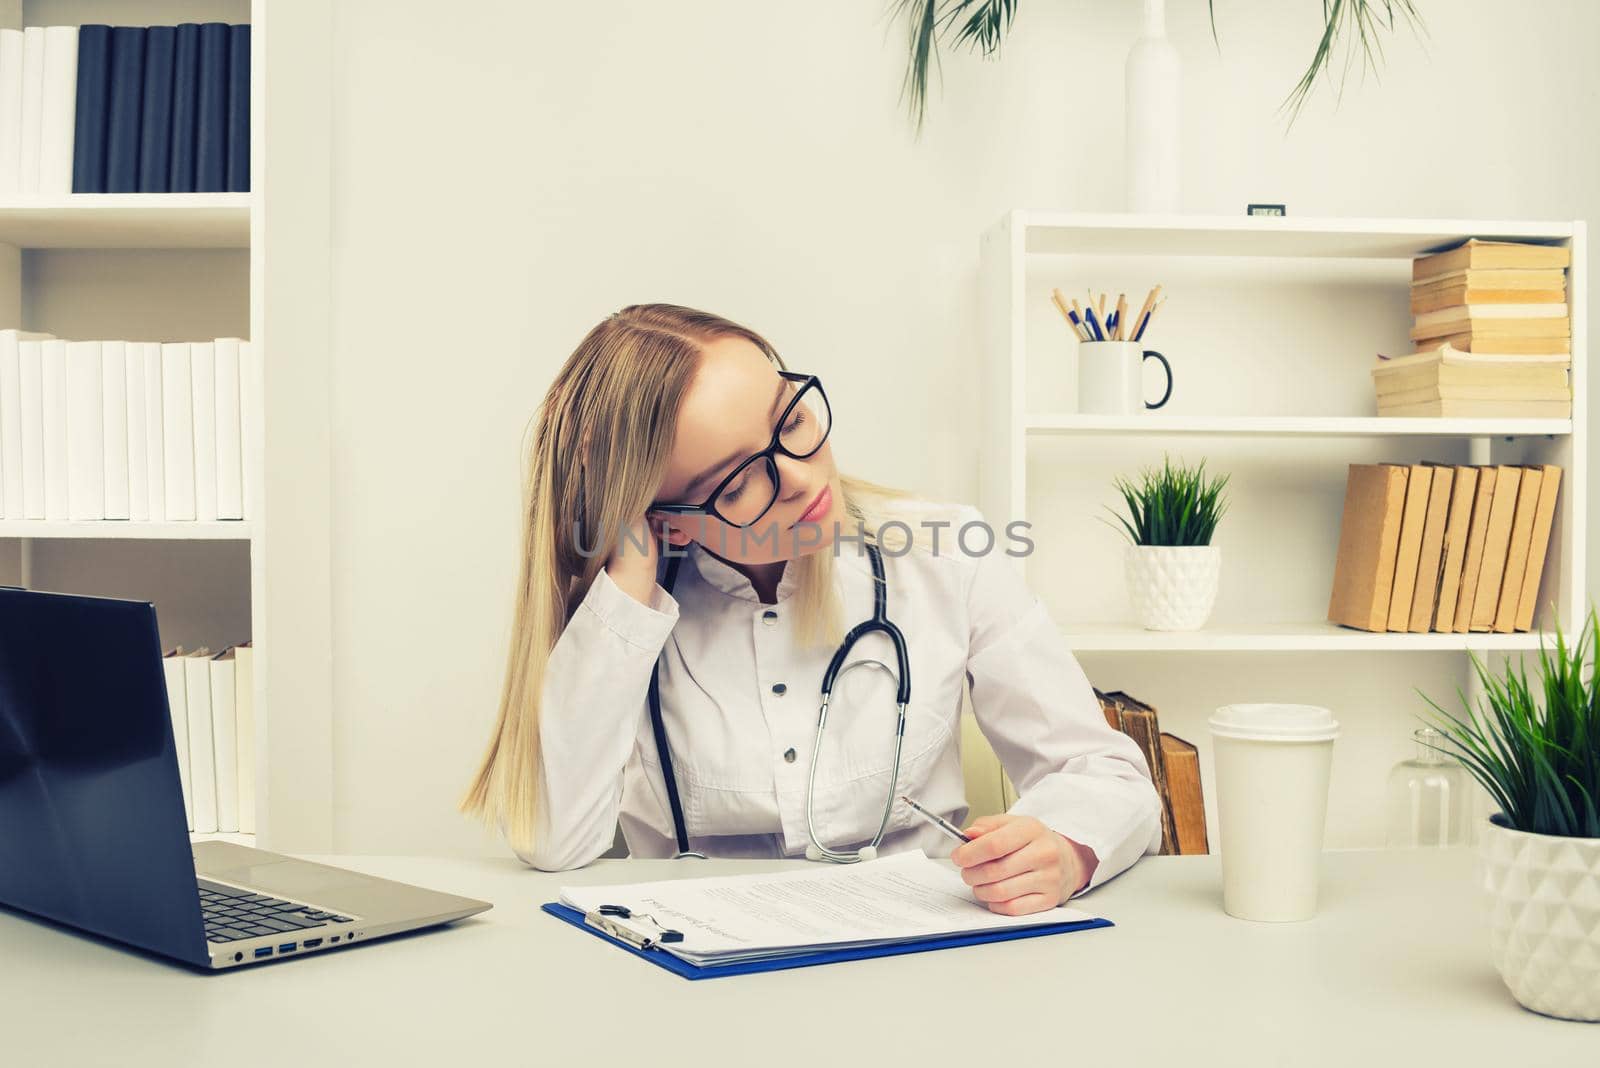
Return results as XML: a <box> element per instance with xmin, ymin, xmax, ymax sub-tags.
<box><xmin>1386</xmin><ymin>727</ymin><xmax>1473</xmax><ymax>848</ymax></box>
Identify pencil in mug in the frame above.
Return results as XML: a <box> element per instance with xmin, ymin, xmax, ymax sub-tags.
<box><xmin>1050</xmin><ymin>287</ymin><xmax>1090</xmax><ymax>341</ymax></box>
<box><xmin>1134</xmin><ymin>297</ymin><xmax>1166</xmax><ymax>342</ymax></box>
<box><xmin>1113</xmin><ymin>292</ymin><xmax>1128</xmax><ymax>341</ymax></box>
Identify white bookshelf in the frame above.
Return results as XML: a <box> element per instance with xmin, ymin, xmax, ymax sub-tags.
<box><xmin>0</xmin><ymin>0</ymin><xmax>336</xmax><ymax>852</ymax></box>
<box><xmin>979</xmin><ymin>211</ymin><xmax>1587</xmax><ymax>846</ymax></box>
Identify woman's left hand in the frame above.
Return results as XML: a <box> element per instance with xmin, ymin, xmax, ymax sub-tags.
<box><xmin>950</xmin><ymin>814</ymin><xmax>1098</xmax><ymax>915</ymax></box>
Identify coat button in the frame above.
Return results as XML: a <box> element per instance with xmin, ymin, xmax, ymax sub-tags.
<box><xmin>761</xmin><ymin>609</ymin><xmax>778</xmax><ymax>625</ymax></box>
<box><xmin>771</xmin><ymin>683</ymin><xmax>787</xmax><ymax>696</ymax></box>
<box><xmin>783</xmin><ymin>747</ymin><xmax>797</xmax><ymax>763</ymax></box>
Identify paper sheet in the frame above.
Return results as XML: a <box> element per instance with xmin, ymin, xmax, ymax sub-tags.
<box><xmin>559</xmin><ymin>850</ymin><xmax>1103</xmax><ymax>964</ymax></box>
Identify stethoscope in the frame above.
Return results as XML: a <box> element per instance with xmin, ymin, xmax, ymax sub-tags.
<box><xmin>646</xmin><ymin>540</ymin><xmax>910</xmax><ymax>863</ymax></box>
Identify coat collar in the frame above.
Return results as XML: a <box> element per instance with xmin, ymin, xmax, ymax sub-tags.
<box><xmin>682</xmin><ymin>538</ymin><xmax>872</xmax><ymax>605</ymax></box>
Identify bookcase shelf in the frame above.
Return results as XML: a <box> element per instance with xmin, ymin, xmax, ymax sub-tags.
<box><xmin>0</xmin><ymin>193</ymin><xmax>249</xmax><ymax>248</ymax></box>
<box><xmin>1025</xmin><ymin>414</ymin><xmax>1573</xmax><ymax>438</ymax></box>
<box><xmin>0</xmin><ymin>520</ymin><xmax>252</xmax><ymax>540</ymax></box>
<box><xmin>1059</xmin><ymin>621</ymin><xmax>1554</xmax><ymax>653</ymax></box>
<box><xmin>980</xmin><ymin>210</ymin><xmax>1588</xmax><ymax>849</ymax></box>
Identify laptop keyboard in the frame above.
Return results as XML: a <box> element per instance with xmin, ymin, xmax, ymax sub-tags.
<box><xmin>198</xmin><ymin>878</ymin><xmax>355</xmax><ymax>944</ymax></box>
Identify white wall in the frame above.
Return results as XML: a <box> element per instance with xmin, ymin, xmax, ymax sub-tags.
<box><xmin>324</xmin><ymin>0</ymin><xmax>1600</xmax><ymax>854</ymax></box>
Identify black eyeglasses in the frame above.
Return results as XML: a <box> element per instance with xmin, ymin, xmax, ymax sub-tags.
<box><xmin>650</xmin><ymin>371</ymin><xmax>832</xmax><ymax>529</ymax></box>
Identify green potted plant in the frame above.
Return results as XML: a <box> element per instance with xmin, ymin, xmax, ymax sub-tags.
<box><xmin>1103</xmin><ymin>454</ymin><xmax>1229</xmax><ymax>631</ymax></box>
<box><xmin>1421</xmin><ymin>610</ymin><xmax>1600</xmax><ymax>1022</ymax></box>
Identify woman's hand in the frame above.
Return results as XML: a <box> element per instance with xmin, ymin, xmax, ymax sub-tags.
<box><xmin>605</xmin><ymin>512</ymin><xmax>668</xmax><ymax>607</ymax></box>
<box><xmin>950</xmin><ymin>814</ymin><xmax>1099</xmax><ymax>915</ymax></box>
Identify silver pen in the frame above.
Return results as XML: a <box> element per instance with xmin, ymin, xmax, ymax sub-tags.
<box><xmin>898</xmin><ymin>794</ymin><xmax>972</xmax><ymax>844</ymax></box>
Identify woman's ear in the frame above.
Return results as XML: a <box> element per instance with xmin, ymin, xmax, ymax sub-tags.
<box><xmin>648</xmin><ymin>511</ymin><xmax>695</xmax><ymax>547</ymax></box>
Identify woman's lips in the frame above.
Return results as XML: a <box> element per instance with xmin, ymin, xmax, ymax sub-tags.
<box><xmin>796</xmin><ymin>485</ymin><xmax>832</xmax><ymax>525</ymax></box>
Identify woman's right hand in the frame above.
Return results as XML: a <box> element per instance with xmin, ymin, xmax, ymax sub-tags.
<box><xmin>605</xmin><ymin>512</ymin><xmax>667</xmax><ymax>607</ymax></box>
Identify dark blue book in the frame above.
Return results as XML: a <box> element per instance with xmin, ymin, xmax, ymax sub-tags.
<box><xmin>169</xmin><ymin>23</ymin><xmax>201</xmax><ymax>193</ymax></box>
<box><xmin>194</xmin><ymin>22</ymin><xmax>230</xmax><ymax>192</ymax></box>
<box><xmin>71</xmin><ymin>25</ymin><xmax>113</xmax><ymax>193</ymax></box>
<box><xmin>104</xmin><ymin>27</ymin><xmax>146</xmax><ymax>193</ymax></box>
<box><xmin>138</xmin><ymin>26</ymin><xmax>177</xmax><ymax>192</ymax></box>
<box><xmin>225</xmin><ymin>24</ymin><xmax>249</xmax><ymax>192</ymax></box>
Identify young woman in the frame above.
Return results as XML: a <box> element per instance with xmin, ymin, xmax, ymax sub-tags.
<box><xmin>462</xmin><ymin>304</ymin><xmax>1162</xmax><ymax>915</ymax></box>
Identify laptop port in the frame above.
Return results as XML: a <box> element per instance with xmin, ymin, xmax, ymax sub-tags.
<box><xmin>303</xmin><ymin>938</ymin><xmax>323</xmax><ymax>948</ymax></box>
<box><xmin>278</xmin><ymin>943</ymin><xmax>297</xmax><ymax>954</ymax></box>
<box><xmin>254</xmin><ymin>947</ymin><xmax>273</xmax><ymax>959</ymax></box>
<box><xmin>329</xmin><ymin>936</ymin><xmax>340</xmax><ymax>944</ymax></box>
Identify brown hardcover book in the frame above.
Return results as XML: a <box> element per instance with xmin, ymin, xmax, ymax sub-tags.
<box><xmin>1470</xmin><ymin>465</ymin><xmax>1524</xmax><ymax>631</ymax></box>
<box><xmin>1419</xmin><ymin>334</ymin><xmax>1572</xmax><ymax>355</ymax></box>
<box><xmin>1409</xmin><ymin>465</ymin><xmax>1455</xmax><ymax>633</ymax></box>
<box><xmin>1411</xmin><ymin>267</ymin><xmax>1567</xmax><ymax>290</ymax></box>
<box><xmin>1376</xmin><ymin>398</ymin><xmax>1572</xmax><ymax>418</ymax></box>
<box><xmin>1100</xmin><ymin>690</ymin><xmax>1176</xmax><ymax>855</ymax></box>
<box><xmin>1515</xmin><ymin>465</ymin><xmax>1563</xmax><ymax>632</ymax></box>
<box><xmin>1411</xmin><ymin>318</ymin><xmax>1569</xmax><ymax>343</ymax></box>
<box><xmin>1159</xmin><ymin>732</ymin><xmax>1208</xmax><ymax>855</ymax></box>
<box><xmin>1328</xmin><ymin>464</ymin><xmax>1411</xmax><ymax>632</ymax></box>
<box><xmin>1453</xmin><ymin>466</ymin><xmax>1498</xmax><ymax>633</ymax></box>
<box><xmin>1410</xmin><ymin>287</ymin><xmax>1566</xmax><ymax>314</ymax></box>
<box><xmin>1387</xmin><ymin>464</ymin><xmax>1434</xmax><ymax>632</ymax></box>
<box><xmin>1433</xmin><ymin>465</ymin><xmax>1478</xmax><ymax>632</ymax></box>
<box><xmin>1412</xmin><ymin>239</ymin><xmax>1570</xmax><ymax>280</ymax></box>
<box><xmin>1494</xmin><ymin>466</ymin><xmax>1546</xmax><ymax>634</ymax></box>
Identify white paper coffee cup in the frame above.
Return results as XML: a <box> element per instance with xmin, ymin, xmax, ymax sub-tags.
<box><xmin>1208</xmin><ymin>703</ymin><xmax>1340</xmax><ymax>922</ymax></box>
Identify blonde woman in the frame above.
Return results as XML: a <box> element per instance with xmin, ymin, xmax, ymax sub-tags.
<box><xmin>463</xmin><ymin>304</ymin><xmax>1162</xmax><ymax>915</ymax></box>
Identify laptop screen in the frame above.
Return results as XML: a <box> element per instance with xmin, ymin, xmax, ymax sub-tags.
<box><xmin>0</xmin><ymin>587</ymin><xmax>210</xmax><ymax>966</ymax></box>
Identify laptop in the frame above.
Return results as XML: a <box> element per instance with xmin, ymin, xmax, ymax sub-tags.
<box><xmin>0</xmin><ymin>586</ymin><xmax>491</xmax><ymax>970</ymax></box>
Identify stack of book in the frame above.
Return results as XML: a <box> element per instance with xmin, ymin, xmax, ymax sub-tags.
<box><xmin>0</xmin><ymin>329</ymin><xmax>259</xmax><ymax>522</ymax></box>
<box><xmin>162</xmin><ymin>641</ymin><xmax>254</xmax><ymax>835</ymax></box>
<box><xmin>1094</xmin><ymin>688</ymin><xmax>1208</xmax><ymax>855</ymax></box>
<box><xmin>1381</xmin><ymin>239</ymin><xmax>1572</xmax><ymax>418</ymax></box>
<box><xmin>1328</xmin><ymin>462</ymin><xmax>1562</xmax><ymax>634</ymax></box>
<box><xmin>0</xmin><ymin>22</ymin><xmax>249</xmax><ymax>195</ymax></box>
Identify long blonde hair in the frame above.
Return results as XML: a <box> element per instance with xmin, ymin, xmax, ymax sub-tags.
<box><xmin>460</xmin><ymin>303</ymin><xmax>937</xmax><ymax>856</ymax></box>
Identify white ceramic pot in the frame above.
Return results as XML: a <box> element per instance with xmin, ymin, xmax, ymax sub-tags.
<box><xmin>1125</xmin><ymin>543</ymin><xmax>1220</xmax><ymax>631</ymax></box>
<box><xmin>1479</xmin><ymin>815</ymin><xmax>1600</xmax><ymax>1021</ymax></box>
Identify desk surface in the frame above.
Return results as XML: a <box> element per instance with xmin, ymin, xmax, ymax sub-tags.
<box><xmin>2</xmin><ymin>848</ymin><xmax>1593</xmax><ymax>1066</ymax></box>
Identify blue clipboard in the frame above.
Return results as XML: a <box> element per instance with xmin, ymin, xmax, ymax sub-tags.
<box><xmin>541</xmin><ymin>901</ymin><xmax>1113</xmax><ymax>980</ymax></box>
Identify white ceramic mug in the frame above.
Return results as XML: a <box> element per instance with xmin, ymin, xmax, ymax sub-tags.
<box><xmin>1208</xmin><ymin>703</ymin><xmax>1340</xmax><ymax>922</ymax></box>
<box><xmin>1077</xmin><ymin>340</ymin><xmax>1173</xmax><ymax>415</ymax></box>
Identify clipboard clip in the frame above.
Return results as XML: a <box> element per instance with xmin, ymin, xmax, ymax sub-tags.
<box><xmin>583</xmin><ymin>904</ymin><xmax>684</xmax><ymax>950</ymax></box>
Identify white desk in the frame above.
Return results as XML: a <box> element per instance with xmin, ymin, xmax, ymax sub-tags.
<box><xmin>1</xmin><ymin>849</ymin><xmax>1592</xmax><ymax>1066</ymax></box>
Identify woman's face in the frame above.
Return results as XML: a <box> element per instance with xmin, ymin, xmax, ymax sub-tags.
<box><xmin>649</xmin><ymin>336</ymin><xmax>843</xmax><ymax>564</ymax></box>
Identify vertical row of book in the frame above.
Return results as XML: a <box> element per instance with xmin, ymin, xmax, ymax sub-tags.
<box><xmin>1328</xmin><ymin>462</ymin><xmax>1562</xmax><ymax>634</ymax></box>
<box><xmin>0</xmin><ymin>329</ymin><xmax>259</xmax><ymax>521</ymax></box>
<box><xmin>1095</xmin><ymin>688</ymin><xmax>1209</xmax><ymax>855</ymax></box>
<box><xmin>0</xmin><ymin>21</ymin><xmax>249</xmax><ymax>194</ymax></box>
<box><xmin>162</xmin><ymin>642</ymin><xmax>254</xmax><ymax>835</ymax></box>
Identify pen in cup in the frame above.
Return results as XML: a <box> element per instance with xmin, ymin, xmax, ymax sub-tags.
<box><xmin>898</xmin><ymin>794</ymin><xmax>973</xmax><ymax>844</ymax></box>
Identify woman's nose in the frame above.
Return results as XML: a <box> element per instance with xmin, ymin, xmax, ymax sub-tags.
<box><xmin>773</xmin><ymin>452</ymin><xmax>815</xmax><ymax>500</ymax></box>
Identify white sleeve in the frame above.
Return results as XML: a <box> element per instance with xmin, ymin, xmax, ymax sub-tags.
<box><xmin>510</xmin><ymin>566</ymin><xmax>679</xmax><ymax>871</ymax></box>
<box><xmin>961</xmin><ymin>513</ymin><xmax>1163</xmax><ymax>895</ymax></box>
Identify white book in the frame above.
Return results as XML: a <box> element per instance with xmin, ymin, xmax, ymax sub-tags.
<box><xmin>160</xmin><ymin>343</ymin><xmax>195</xmax><ymax>521</ymax></box>
<box><xmin>213</xmin><ymin>338</ymin><xmax>243</xmax><ymax>520</ymax></box>
<box><xmin>101</xmin><ymin>340</ymin><xmax>129</xmax><ymax>519</ymax></box>
<box><xmin>209</xmin><ymin>648</ymin><xmax>239</xmax><ymax>834</ymax></box>
<box><xmin>240</xmin><ymin>340</ymin><xmax>260</xmax><ymax>521</ymax></box>
<box><xmin>40</xmin><ymin>339</ymin><xmax>68</xmax><ymax>520</ymax></box>
<box><xmin>17</xmin><ymin>26</ymin><xmax>43</xmax><ymax>194</ymax></box>
<box><xmin>125</xmin><ymin>342</ymin><xmax>149</xmax><ymax>521</ymax></box>
<box><xmin>162</xmin><ymin>648</ymin><xmax>194</xmax><ymax>830</ymax></box>
<box><xmin>64</xmin><ymin>340</ymin><xmax>104</xmax><ymax>521</ymax></box>
<box><xmin>38</xmin><ymin>25</ymin><xmax>76</xmax><ymax>195</ymax></box>
<box><xmin>0</xmin><ymin>29</ymin><xmax>25</xmax><ymax>194</ymax></box>
<box><xmin>235</xmin><ymin>643</ymin><xmax>255</xmax><ymax>834</ymax></box>
<box><xmin>189</xmin><ymin>341</ymin><xmax>217</xmax><ymax>522</ymax></box>
<box><xmin>0</xmin><ymin>329</ymin><xmax>26</xmax><ymax>518</ymax></box>
<box><xmin>143</xmin><ymin>342</ymin><xmax>165</xmax><ymax>521</ymax></box>
<box><xmin>184</xmin><ymin>648</ymin><xmax>218</xmax><ymax>834</ymax></box>
<box><xmin>17</xmin><ymin>338</ymin><xmax>45</xmax><ymax>518</ymax></box>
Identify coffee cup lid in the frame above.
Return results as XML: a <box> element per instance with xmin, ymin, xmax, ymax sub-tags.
<box><xmin>1209</xmin><ymin>703</ymin><xmax>1340</xmax><ymax>742</ymax></box>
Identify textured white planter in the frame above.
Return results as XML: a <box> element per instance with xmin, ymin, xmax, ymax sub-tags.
<box><xmin>1125</xmin><ymin>544</ymin><xmax>1220</xmax><ymax>631</ymax></box>
<box><xmin>1479</xmin><ymin>816</ymin><xmax>1600</xmax><ymax>1021</ymax></box>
